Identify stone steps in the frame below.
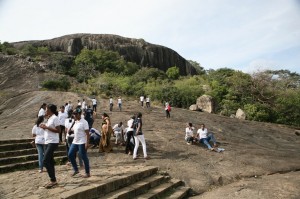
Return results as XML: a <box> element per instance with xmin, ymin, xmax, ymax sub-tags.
<box><xmin>0</xmin><ymin>151</ymin><xmax>66</xmax><ymax>165</ymax></box>
<box><xmin>60</xmin><ymin>166</ymin><xmax>191</xmax><ymax>199</ymax></box>
<box><xmin>0</xmin><ymin>144</ymin><xmax>66</xmax><ymax>158</ymax></box>
<box><xmin>0</xmin><ymin>139</ymin><xmax>67</xmax><ymax>173</ymax></box>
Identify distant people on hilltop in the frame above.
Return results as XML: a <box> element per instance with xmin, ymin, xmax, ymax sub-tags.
<box><xmin>165</xmin><ymin>102</ymin><xmax>171</xmax><ymax>118</ymax></box>
<box><xmin>117</xmin><ymin>96</ymin><xmax>122</xmax><ymax>111</ymax></box>
<box><xmin>146</xmin><ymin>96</ymin><xmax>150</xmax><ymax>108</ymax></box>
<box><xmin>140</xmin><ymin>95</ymin><xmax>144</xmax><ymax>107</ymax></box>
<box><xmin>109</xmin><ymin>97</ymin><xmax>113</xmax><ymax>112</ymax></box>
<box><xmin>91</xmin><ymin>97</ymin><xmax>97</xmax><ymax>112</ymax></box>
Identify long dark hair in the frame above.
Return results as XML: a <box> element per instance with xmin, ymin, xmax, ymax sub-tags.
<box><xmin>36</xmin><ymin>116</ymin><xmax>44</xmax><ymax>126</ymax></box>
<box><xmin>47</xmin><ymin>104</ymin><xmax>58</xmax><ymax>116</ymax></box>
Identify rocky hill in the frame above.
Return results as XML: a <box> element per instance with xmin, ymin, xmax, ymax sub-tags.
<box><xmin>0</xmin><ymin>52</ymin><xmax>300</xmax><ymax>198</ymax></box>
<box><xmin>12</xmin><ymin>33</ymin><xmax>197</xmax><ymax>76</ymax></box>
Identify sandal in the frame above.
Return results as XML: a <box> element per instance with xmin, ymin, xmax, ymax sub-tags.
<box><xmin>44</xmin><ymin>182</ymin><xmax>57</xmax><ymax>189</ymax></box>
<box><xmin>82</xmin><ymin>173</ymin><xmax>91</xmax><ymax>178</ymax></box>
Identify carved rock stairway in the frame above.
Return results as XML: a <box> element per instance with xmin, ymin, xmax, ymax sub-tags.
<box><xmin>0</xmin><ymin>138</ymin><xmax>68</xmax><ymax>173</ymax></box>
<box><xmin>60</xmin><ymin>166</ymin><xmax>191</xmax><ymax>199</ymax></box>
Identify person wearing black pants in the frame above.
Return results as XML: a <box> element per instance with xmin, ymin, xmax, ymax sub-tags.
<box><xmin>39</xmin><ymin>104</ymin><xmax>61</xmax><ymax>189</ymax></box>
<box><xmin>125</xmin><ymin>116</ymin><xmax>136</xmax><ymax>155</ymax></box>
<box><xmin>43</xmin><ymin>143</ymin><xmax>58</xmax><ymax>181</ymax></box>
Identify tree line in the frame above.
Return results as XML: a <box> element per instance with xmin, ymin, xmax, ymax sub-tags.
<box><xmin>1</xmin><ymin>42</ymin><xmax>299</xmax><ymax>127</ymax></box>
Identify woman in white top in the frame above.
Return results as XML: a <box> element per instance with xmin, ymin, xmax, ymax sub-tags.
<box><xmin>37</xmin><ymin>103</ymin><xmax>46</xmax><ymax>117</ymax></box>
<box><xmin>32</xmin><ymin>116</ymin><xmax>45</xmax><ymax>173</ymax></box>
<box><xmin>39</xmin><ymin>104</ymin><xmax>60</xmax><ymax>189</ymax></box>
<box><xmin>68</xmin><ymin>108</ymin><xmax>90</xmax><ymax>178</ymax></box>
<box><xmin>185</xmin><ymin>123</ymin><xmax>195</xmax><ymax>145</ymax></box>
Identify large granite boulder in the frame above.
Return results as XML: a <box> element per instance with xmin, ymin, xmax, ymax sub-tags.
<box><xmin>12</xmin><ymin>34</ymin><xmax>197</xmax><ymax>76</ymax></box>
<box><xmin>236</xmin><ymin>108</ymin><xmax>246</xmax><ymax>120</ymax></box>
<box><xmin>196</xmin><ymin>95</ymin><xmax>215</xmax><ymax>113</ymax></box>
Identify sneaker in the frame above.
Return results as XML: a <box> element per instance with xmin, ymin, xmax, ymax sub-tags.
<box><xmin>187</xmin><ymin>142</ymin><xmax>191</xmax><ymax>145</ymax></box>
<box><xmin>38</xmin><ymin>169</ymin><xmax>43</xmax><ymax>173</ymax></box>
<box><xmin>144</xmin><ymin>156</ymin><xmax>150</xmax><ymax>160</ymax></box>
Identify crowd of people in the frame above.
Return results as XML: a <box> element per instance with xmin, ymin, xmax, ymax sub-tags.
<box><xmin>31</xmin><ymin>97</ymin><xmax>152</xmax><ymax>188</ymax></box>
<box><xmin>31</xmin><ymin>96</ymin><xmax>220</xmax><ymax>189</ymax></box>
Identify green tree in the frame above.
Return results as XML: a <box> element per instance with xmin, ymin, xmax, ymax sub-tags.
<box><xmin>166</xmin><ymin>66</ymin><xmax>180</xmax><ymax>80</ymax></box>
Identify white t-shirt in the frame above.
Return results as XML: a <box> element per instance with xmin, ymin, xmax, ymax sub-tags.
<box><xmin>92</xmin><ymin>99</ymin><xmax>97</xmax><ymax>105</ymax></box>
<box><xmin>197</xmin><ymin>128</ymin><xmax>208</xmax><ymax>139</ymax></box>
<box><xmin>117</xmin><ymin>98</ymin><xmax>122</xmax><ymax>104</ymax></box>
<box><xmin>109</xmin><ymin>98</ymin><xmax>113</xmax><ymax>104</ymax></box>
<box><xmin>113</xmin><ymin>124</ymin><xmax>123</xmax><ymax>134</ymax></box>
<box><xmin>65</xmin><ymin>118</ymin><xmax>75</xmax><ymax>138</ymax></box>
<box><xmin>185</xmin><ymin>127</ymin><xmax>194</xmax><ymax>139</ymax></box>
<box><xmin>146</xmin><ymin>97</ymin><xmax>150</xmax><ymax>102</ymax></box>
<box><xmin>72</xmin><ymin>118</ymin><xmax>89</xmax><ymax>144</ymax></box>
<box><xmin>127</xmin><ymin>119</ymin><xmax>134</xmax><ymax>132</ymax></box>
<box><xmin>140</xmin><ymin>96</ymin><xmax>144</xmax><ymax>102</ymax></box>
<box><xmin>82</xmin><ymin>101</ymin><xmax>86</xmax><ymax>109</ymax></box>
<box><xmin>64</xmin><ymin>104</ymin><xmax>69</xmax><ymax>113</ymax></box>
<box><xmin>58</xmin><ymin>111</ymin><xmax>68</xmax><ymax>126</ymax></box>
<box><xmin>32</xmin><ymin>125</ymin><xmax>45</xmax><ymax>144</ymax></box>
<box><xmin>44</xmin><ymin>114</ymin><xmax>60</xmax><ymax>144</ymax></box>
<box><xmin>38</xmin><ymin>108</ymin><xmax>45</xmax><ymax>117</ymax></box>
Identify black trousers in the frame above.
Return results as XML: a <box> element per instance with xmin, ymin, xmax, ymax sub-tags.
<box><xmin>44</xmin><ymin>143</ymin><xmax>58</xmax><ymax>182</ymax></box>
<box><xmin>125</xmin><ymin>131</ymin><xmax>135</xmax><ymax>154</ymax></box>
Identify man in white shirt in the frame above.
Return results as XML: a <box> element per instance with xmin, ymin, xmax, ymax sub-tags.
<box><xmin>109</xmin><ymin>97</ymin><xmax>113</xmax><ymax>112</ymax></box>
<box><xmin>196</xmin><ymin>123</ymin><xmax>218</xmax><ymax>151</ymax></box>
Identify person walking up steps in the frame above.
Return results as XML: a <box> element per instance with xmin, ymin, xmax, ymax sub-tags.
<box><xmin>39</xmin><ymin>104</ymin><xmax>60</xmax><ymax>189</ymax></box>
<box><xmin>68</xmin><ymin>108</ymin><xmax>91</xmax><ymax>178</ymax></box>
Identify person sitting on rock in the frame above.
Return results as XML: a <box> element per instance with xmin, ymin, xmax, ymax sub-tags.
<box><xmin>185</xmin><ymin>123</ymin><xmax>195</xmax><ymax>145</ymax></box>
<box><xmin>196</xmin><ymin>123</ymin><xmax>218</xmax><ymax>151</ymax></box>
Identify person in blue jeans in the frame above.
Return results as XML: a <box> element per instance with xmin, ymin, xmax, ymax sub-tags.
<box><xmin>196</xmin><ymin>123</ymin><xmax>218</xmax><ymax>151</ymax></box>
<box><xmin>68</xmin><ymin>108</ymin><xmax>91</xmax><ymax>178</ymax></box>
<box><xmin>32</xmin><ymin>116</ymin><xmax>45</xmax><ymax>173</ymax></box>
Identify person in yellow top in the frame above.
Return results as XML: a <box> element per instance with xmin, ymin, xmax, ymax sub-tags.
<box><xmin>99</xmin><ymin>112</ymin><xmax>113</xmax><ymax>153</ymax></box>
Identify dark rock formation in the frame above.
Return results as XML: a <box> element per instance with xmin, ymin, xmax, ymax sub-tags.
<box><xmin>12</xmin><ymin>34</ymin><xmax>198</xmax><ymax>76</ymax></box>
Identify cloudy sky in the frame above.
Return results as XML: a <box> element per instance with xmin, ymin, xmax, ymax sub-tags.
<box><xmin>1</xmin><ymin>0</ymin><xmax>300</xmax><ymax>74</ymax></box>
